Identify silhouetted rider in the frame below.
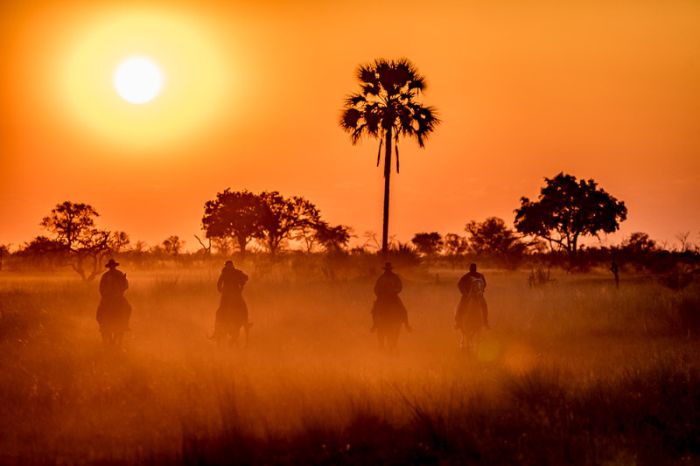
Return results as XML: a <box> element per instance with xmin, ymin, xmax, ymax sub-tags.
<box><xmin>455</xmin><ymin>263</ymin><xmax>489</xmax><ymax>329</ymax></box>
<box><xmin>96</xmin><ymin>258</ymin><xmax>131</xmax><ymax>347</ymax></box>
<box><xmin>372</xmin><ymin>262</ymin><xmax>411</xmax><ymax>332</ymax></box>
<box><xmin>214</xmin><ymin>260</ymin><xmax>250</xmax><ymax>340</ymax></box>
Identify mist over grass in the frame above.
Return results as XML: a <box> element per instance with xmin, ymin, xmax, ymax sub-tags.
<box><xmin>0</xmin><ymin>260</ymin><xmax>698</xmax><ymax>464</ymax></box>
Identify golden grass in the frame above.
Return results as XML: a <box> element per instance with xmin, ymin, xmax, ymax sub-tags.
<box><xmin>0</xmin><ymin>262</ymin><xmax>698</xmax><ymax>464</ymax></box>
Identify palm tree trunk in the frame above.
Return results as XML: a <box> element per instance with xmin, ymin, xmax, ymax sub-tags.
<box><xmin>381</xmin><ymin>127</ymin><xmax>392</xmax><ymax>257</ymax></box>
<box><xmin>237</xmin><ymin>235</ymin><xmax>247</xmax><ymax>258</ymax></box>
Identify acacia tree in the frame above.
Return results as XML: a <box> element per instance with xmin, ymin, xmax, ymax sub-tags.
<box><xmin>293</xmin><ymin>206</ymin><xmax>323</xmax><ymax>253</ymax></box>
<box><xmin>618</xmin><ymin>232</ymin><xmax>658</xmax><ymax>269</ymax></box>
<box><xmin>514</xmin><ymin>173</ymin><xmax>627</xmax><ymax>267</ymax></box>
<box><xmin>202</xmin><ymin>189</ymin><xmax>264</xmax><ymax>257</ymax></box>
<box><xmin>621</xmin><ymin>232</ymin><xmax>657</xmax><ymax>255</ymax></box>
<box><xmin>444</xmin><ymin>233</ymin><xmax>468</xmax><ymax>256</ymax></box>
<box><xmin>16</xmin><ymin>237</ymin><xmax>67</xmax><ymax>269</ymax></box>
<box><xmin>411</xmin><ymin>232</ymin><xmax>443</xmax><ymax>256</ymax></box>
<box><xmin>162</xmin><ymin>236</ymin><xmax>185</xmax><ymax>256</ymax></box>
<box><xmin>340</xmin><ymin>58</ymin><xmax>439</xmax><ymax>256</ymax></box>
<box><xmin>315</xmin><ymin>223</ymin><xmax>352</xmax><ymax>253</ymax></box>
<box><xmin>466</xmin><ymin>217</ymin><xmax>528</xmax><ymax>269</ymax></box>
<box><xmin>256</xmin><ymin>191</ymin><xmax>319</xmax><ymax>255</ymax></box>
<box><xmin>108</xmin><ymin>231</ymin><xmax>131</xmax><ymax>254</ymax></box>
<box><xmin>40</xmin><ymin>201</ymin><xmax>111</xmax><ymax>280</ymax></box>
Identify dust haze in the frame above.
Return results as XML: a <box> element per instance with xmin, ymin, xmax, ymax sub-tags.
<box><xmin>1</xmin><ymin>255</ymin><xmax>698</xmax><ymax>464</ymax></box>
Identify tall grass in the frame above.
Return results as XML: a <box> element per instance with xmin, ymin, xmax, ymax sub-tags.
<box><xmin>0</xmin><ymin>264</ymin><xmax>697</xmax><ymax>464</ymax></box>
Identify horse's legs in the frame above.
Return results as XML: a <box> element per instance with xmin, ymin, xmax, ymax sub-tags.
<box><xmin>229</xmin><ymin>327</ymin><xmax>240</xmax><ymax>348</ymax></box>
<box><xmin>243</xmin><ymin>325</ymin><xmax>250</xmax><ymax>349</ymax></box>
<box><xmin>387</xmin><ymin>327</ymin><xmax>400</xmax><ymax>351</ymax></box>
<box><xmin>212</xmin><ymin>327</ymin><xmax>227</xmax><ymax>347</ymax></box>
<box><xmin>460</xmin><ymin>329</ymin><xmax>476</xmax><ymax>353</ymax></box>
<box><xmin>115</xmin><ymin>332</ymin><xmax>124</xmax><ymax>348</ymax></box>
<box><xmin>377</xmin><ymin>332</ymin><xmax>386</xmax><ymax>350</ymax></box>
<box><xmin>102</xmin><ymin>330</ymin><xmax>119</xmax><ymax>350</ymax></box>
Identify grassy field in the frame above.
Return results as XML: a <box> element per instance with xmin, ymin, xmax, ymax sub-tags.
<box><xmin>0</xmin><ymin>261</ymin><xmax>698</xmax><ymax>465</ymax></box>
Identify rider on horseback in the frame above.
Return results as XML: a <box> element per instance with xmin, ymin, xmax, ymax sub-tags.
<box><xmin>96</xmin><ymin>258</ymin><xmax>131</xmax><ymax>348</ymax></box>
<box><xmin>213</xmin><ymin>260</ymin><xmax>250</xmax><ymax>344</ymax></box>
<box><xmin>371</xmin><ymin>262</ymin><xmax>412</xmax><ymax>334</ymax></box>
<box><xmin>455</xmin><ymin>263</ymin><xmax>489</xmax><ymax>330</ymax></box>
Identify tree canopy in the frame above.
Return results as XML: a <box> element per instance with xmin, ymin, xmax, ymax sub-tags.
<box><xmin>514</xmin><ymin>173</ymin><xmax>627</xmax><ymax>265</ymax></box>
<box><xmin>40</xmin><ymin>201</ymin><xmax>112</xmax><ymax>280</ymax></box>
<box><xmin>411</xmin><ymin>232</ymin><xmax>443</xmax><ymax>256</ymax></box>
<box><xmin>202</xmin><ymin>189</ymin><xmax>338</xmax><ymax>256</ymax></box>
<box><xmin>466</xmin><ymin>217</ymin><xmax>528</xmax><ymax>268</ymax></box>
<box><xmin>202</xmin><ymin>189</ymin><xmax>264</xmax><ymax>256</ymax></box>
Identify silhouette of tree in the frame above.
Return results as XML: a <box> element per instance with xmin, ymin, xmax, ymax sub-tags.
<box><xmin>202</xmin><ymin>189</ymin><xmax>264</xmax><ymax>257</ymax></box>
<box><xmin>132</xmin><ymin>240</ymin><xmax>148</xmax><ymax>253</ymax></box>
<box><xmin>362</xmin><ymin>231</ymin><xmax>381</xmax><ymax>251</ymax></box>
<box><xmin>40</xmin><ymin>201</ymin><xmax>111</xmax><ymax>280</ymax></box>
<box><xmin>256</xmin><ymin>191</ymin><xmax>319</xmax><ymax>255</ymax></box>
<box><xmin>466</xmin><ymin>217</ymin><xmax>528</xmax><ymax>269</ymax></box>
<box><xmin>618</xmin><ymin>232</ymin><xmax>659</xmax><ymax>270</ymax></box>
<box><xmin>125</xmin><ymin>240</ymin><xmax>149</xmax><ymax>266</ymax></box>
<box><xmin>212</xmin><ymin>237</ymin><xmax>235</xmax><ymax>256</ymax></box>
<box><xmin>514</xmin><ymin>173</ymin><xmax>627</xmax><ymax>267</ymax></box>
<box><xmin>108</xmin><ymin>231</ymin><xmax>130</xmax><ymax>254</ymax></box>
<box><xmin>194</xmin><ymin>235</ymin><xmax>212</xmax><ymax>255</ymax></box>
<box><xmin>41</xmin><ymin>202</ymin><xmax>99</xmax><ymax>249</ymax></box>
<box><xmin>293</xmin><ymin>205</ymin><xmax>323</xmax><ymax>253</ymax></box>
<box><xmin>444</xmin><ymin>233</ymin><xmax>468</xmax><ymax>258</ymax></box>
<box><xmin>675</xmin><ymin>231</ymin><xmax>693</xmax><ymax>253</ymax></box>
<box><xmin>16</xmin><ymin>236</ymin><xmax>67</xmax><ymax>268</ymax></box>
<box><xmin>0</xmin><ymin>244</ymin><xmax>8</xmax><ymax>271</ymax></box>
<box><xmin>622</xmin><ymin>232</ymin><xmax>657</xmax><ymax>255</ymax></box>
<box><xmin>162</xmin><ymin>235</ymin><xmax>184</xmax><ymax>256</ymax></box>
<box><xmin>411</xmin><ymin>232</ymin><xmax>443</xmax><ymax>256</ymax></box>
<box><xmin>340</xmin><ymin>58</ymin><xmax>439</xmax><ymax>256</ymax></box>
<box><xmin>388</xmin><ymin>241</ymin><xmax>421</xmax><ymax>267</ymax></box>
<box><xmin>315</xmin><ymin>223</ymin><xmax>352</xmax><ymax>253</ymax></box>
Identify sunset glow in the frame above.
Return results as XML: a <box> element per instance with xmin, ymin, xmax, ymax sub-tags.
<box><xmin>1</xmin><ymin>0</ymin><xmax>699</xmax><ymax>247</ymax></box>
<box><xmin>56</xmin><ymin>8</ymin><xmax>231</xmax><ymax>149</ymax></box>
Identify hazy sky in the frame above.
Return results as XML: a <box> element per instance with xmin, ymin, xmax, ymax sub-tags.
<box><xmin>2</xmin><ymin>0</ymin><xmax>699</xmax><ymax>249</ymax></box>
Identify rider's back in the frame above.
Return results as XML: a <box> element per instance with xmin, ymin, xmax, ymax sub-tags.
<box><xmin>458</xmin><ymin>271</ymin><xmax>485</xmax><ymax>297</ymax></box>
<box><xmin>218</xmin><ymin>267</ymin><xmax>248</xmax><ymax>294</ymax></box>
<box><xmin>100</xmin><ymin>269</ymin><xmax>128</xmax><ymax>298</ymax></box>
<box><xmin>374</xmin><ymin>271</ymin><xmax>402</xmax><ymax>298</ymax></box>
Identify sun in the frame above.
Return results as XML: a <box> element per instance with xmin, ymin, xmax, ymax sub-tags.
<box><xmin>59</xmin><ymin>9</ymin><xmax>233</xmax><ymax>149</ymax></box>
<box><xmin>113</xmin><ymin>56</ymin><xmax>164</xmax><ymax>104</ymax></box>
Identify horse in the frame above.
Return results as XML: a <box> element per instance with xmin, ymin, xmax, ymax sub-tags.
<box><xmin>96</xmin><ymin>296</ymin><xmax>131</xmax><ymax>349</ymax></box>
<box><xmin>456</xmin><ymin>293</ymin><xmax>487</xmax><ymax>352</ymax></box>
<box><xmin>213</xmin><ymin>295</ymin><xmax>251</xmax><ymax>348</ymax></box>
<box><xmin>372</xmin><ymin>296</ymin><xmax>409</xmax><ymax>351</ymax></box>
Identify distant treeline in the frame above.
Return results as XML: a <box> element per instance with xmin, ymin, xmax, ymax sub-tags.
<box><xmin>1</xmin><ymin>176</ymin><xmax>699</xmax><ymax>280</ymax></box>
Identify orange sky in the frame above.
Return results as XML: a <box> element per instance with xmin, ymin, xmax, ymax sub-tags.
<box><xmin>2</xmin><ymin>0</ymin><xmax>699</xmax><ymax>250</ymax></box>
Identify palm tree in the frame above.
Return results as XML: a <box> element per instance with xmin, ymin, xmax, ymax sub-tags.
<box><xmin>340</xmin><ymin>58</ymin><xmax>439</xmax><ymax>256</ymax></box>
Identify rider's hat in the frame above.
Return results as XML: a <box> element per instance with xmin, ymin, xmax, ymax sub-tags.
<box><xmin>105</xmin><ymin>258</ymin><xmax>119</xmax><ymax>268</ymax></box>
<box><xmin>383</xmin><ymin>262</ymin><xmax>393</xmax><ymax>271</ymax></box>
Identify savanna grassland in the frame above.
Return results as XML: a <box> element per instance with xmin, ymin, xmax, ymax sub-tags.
<box><xmin>1</xmin><ymin>259</ymin><xmax>699</xmax><ymax>465</ymax></box>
